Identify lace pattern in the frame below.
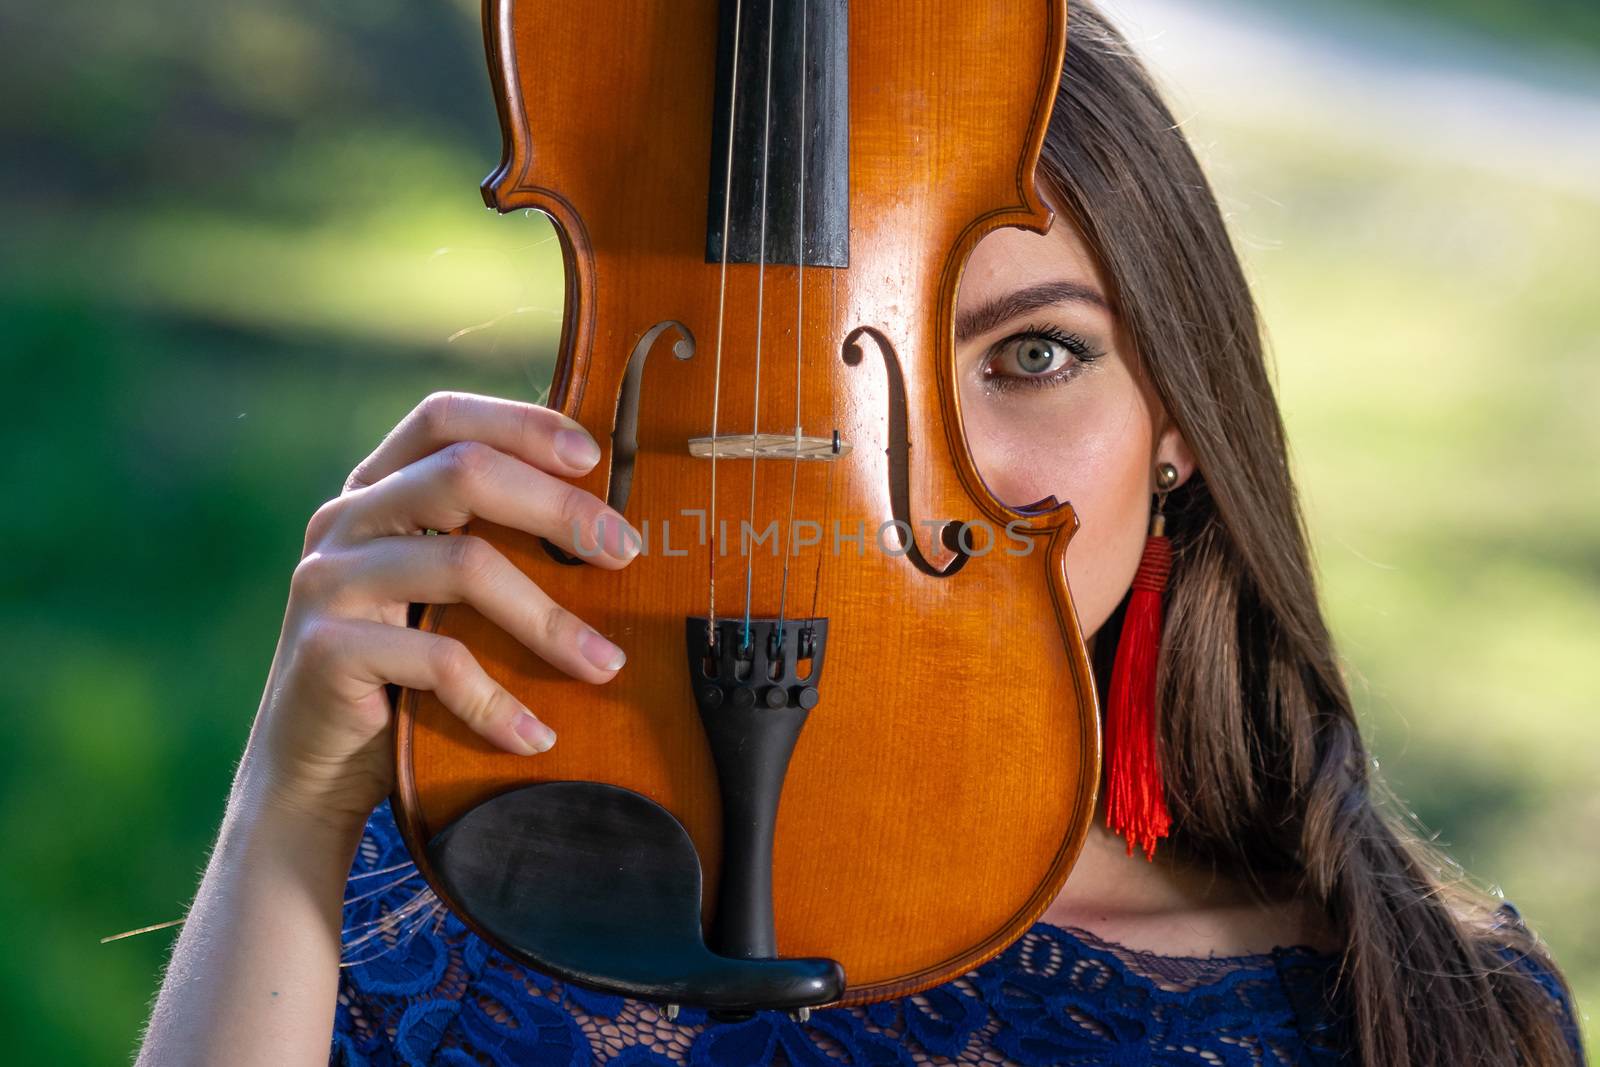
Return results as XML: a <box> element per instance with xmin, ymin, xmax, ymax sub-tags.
<box><xmin>332</xmin><ymin>802</ymin><xmax>1375</xmax><ymax>1065</ymax></box>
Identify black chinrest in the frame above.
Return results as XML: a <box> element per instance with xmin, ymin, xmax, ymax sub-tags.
<box><xmin>427</xmin><ymin>780</ymin><xmax>844</xmax><ymax>1012</ymax></box>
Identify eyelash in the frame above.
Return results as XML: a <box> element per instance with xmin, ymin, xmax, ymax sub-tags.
<box><xmin>981</xmin><ymin>322</ymin><xmax>1104</xmax><ymax>393</ymax></box>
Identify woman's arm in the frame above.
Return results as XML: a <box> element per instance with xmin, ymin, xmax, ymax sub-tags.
<box><xmin>135</xmin><ymin>392</ymin><xmax>636</xmax><ymax>1064</ymax></box>
<box><xmin>135</xmin><ymin>774</ymin><xmax>363</xmax><ymax>1067</ymax></box>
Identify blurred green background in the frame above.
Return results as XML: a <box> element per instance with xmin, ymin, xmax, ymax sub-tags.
<box><xmin>1</xmin><ymin>0</ymin><xmax>1593</xmax><ymax>1061</ymax></box>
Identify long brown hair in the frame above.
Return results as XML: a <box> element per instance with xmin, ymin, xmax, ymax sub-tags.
<box><xmin>1044</xmin><ymin>5</ymin><xmax>1582</xmax><ymax>1064</ymax></box>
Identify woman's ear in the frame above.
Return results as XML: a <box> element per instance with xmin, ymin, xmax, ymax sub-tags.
<box><xmin>1155</xmin><ymin>418</ymin><xmax>1197</xmax><ymax>489</ymax></box>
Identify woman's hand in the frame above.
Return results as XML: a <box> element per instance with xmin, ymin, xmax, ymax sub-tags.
<box><xmin>140</xmin><ymin>391</ymin><xmax>636</xmax><ymax>1067</ymax></box>
<box><xmin>237</xmin><ymin>391</ymin><xmax>638</xmax><ymax>832</ymax></box>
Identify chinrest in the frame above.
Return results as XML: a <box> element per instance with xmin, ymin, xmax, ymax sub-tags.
<box><xmin>427</xmin><ymin>780</ymin><xmax>845</xmax><ymax>1011</ymax></box>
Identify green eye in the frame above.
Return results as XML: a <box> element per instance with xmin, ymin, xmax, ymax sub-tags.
<box><xmin>1011</xmin><ymin>336</ymin><xmax>1066</xmax><ymax>375</ymax></box>
<box><xmin>980</xmin><ymin>325</ymin><xmax>1102</xmax><ymax>393</ymax></box>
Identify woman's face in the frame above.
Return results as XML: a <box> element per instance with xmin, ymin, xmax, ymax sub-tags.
<box><xmin>953</xmin><ymin>212</ymin><xmax>1194</xmax><ymax>645</ymax></box>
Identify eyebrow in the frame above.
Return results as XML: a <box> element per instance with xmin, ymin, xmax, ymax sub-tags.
<box><xmin>954</xmin><ymin>280</ymin><xmax>1109</xmax><ymax>344</ymax></box>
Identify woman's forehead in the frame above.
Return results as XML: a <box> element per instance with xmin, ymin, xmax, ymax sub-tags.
<box><xmin>960</xmin><ymin>219</ymin><xmax>1108</xmax><ymax>310</ymax></box>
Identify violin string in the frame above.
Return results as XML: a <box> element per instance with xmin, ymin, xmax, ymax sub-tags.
<box><xmin>344</xmin><ymin>858</ymin><xmax>419</xmax><ymax>883</ymax></box>
<box><xmin>739</xmin><ymin>0</ymin><xmax>778</xmax><ymax>650</ymax></box>
<box><xmin>99</xmin><ymin>917</ymin><xmax>185</xmax><ymax>944</ymax></box>
<box><xmin>807</xmin><ymin>266</ymin><xmax>838</xmax><ymax>629</ymax></box>
<box><xmin>100</xmin><ymin>861</ymin><xmax>419</xmax><ymax>947</ymax></box>
<box><xmin>339</xmin><ymin>890</ymin><xmax>445</xmax><ymax>967</ymax></box>
<box><xmin>775</xmin><ymin>0</ymin><xmax>808</xmax><ymax>644</ymax></box>
<box><xmin>338</xmin><ymin>887</ymin><xmax>435</xmax><ymax>934</ymax></box>
<box><xmin>340</xmin><ymin>868</ymin><xmax>429</xmax><ymax>909</ymax></box>
<box><xmin>706</xmin><ymin>0</ymin><xmax>746</xmax><ymax>640</ymax></box>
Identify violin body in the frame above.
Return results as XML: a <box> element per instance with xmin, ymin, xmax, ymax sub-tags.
<box><xmin>394</xmin><ymin>0</ymin><xmax>1098</xmax><ymax>1009</ymax></box>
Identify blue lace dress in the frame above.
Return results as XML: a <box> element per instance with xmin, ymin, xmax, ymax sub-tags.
<box><xmin>331</xmin><ymin>801</ymin><xmax>1578</xmax><ymax>1066</ymax></box>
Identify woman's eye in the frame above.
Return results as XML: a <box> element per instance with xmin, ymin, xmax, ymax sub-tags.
<box><xmin>981</xmin><ymin>328</ymin><xmax>1101</xmax><ymax>391</ymax></box>
<box><xmin>1011</xmin><ymin>337</ymin><xmax>1069</xmax><ymax>375</ymax></box>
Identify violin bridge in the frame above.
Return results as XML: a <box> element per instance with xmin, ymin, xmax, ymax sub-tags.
<box><xmin>687</xmin><ymin>431</ymin><xmax>851</xmax><ymax>461</ymax></box>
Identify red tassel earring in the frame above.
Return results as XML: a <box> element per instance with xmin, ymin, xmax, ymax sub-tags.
<box><xmin>1106</xmin><ymin>461</ymin><xmax>1178</xmax><ymax>861</ymax></box>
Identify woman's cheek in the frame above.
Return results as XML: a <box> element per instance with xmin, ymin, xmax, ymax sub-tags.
<box><xmin>966</xmin><ymin>401</ymin><xmax>1153</xmax><ymax>643</ymax></box>
<box><xmin>964</xmin><ymin>399</ymin><xmax>1079</xmax><ymax>507</ymax></box>
<box><xmin>1063</xmin><ymin>465</ymin><xmax>1151</xmax><ymax>642</ymax></box>
<box><xmin>1061</xmin><ymin>417</ymin><xmax>1156</xmax><ymax>641</ymax></box>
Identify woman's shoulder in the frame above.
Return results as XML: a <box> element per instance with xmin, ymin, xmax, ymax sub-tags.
<box><xmin>334</xmin><ymin>801</ymin><xmax>1362</xmax><ymax>1065</ymax></box>
<box><xmin>1481</xmin><ymin>901</ymin><xmax>1587</xmax><ymax>1064</ymax></box>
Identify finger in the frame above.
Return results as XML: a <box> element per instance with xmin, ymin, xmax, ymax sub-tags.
<box><xmin>304</xmin><ymin>618</ymin><xmax>558</xmax><ymax>755</ymax></box>
<box><xmin>345</xmin><ymin>391</ymin><xmax>602</xmax><ymax>492</ymax></box>
<box><xmin>343</xmin><ymin>441</ymin><xmax>641</xmax><ymax>567</ymax></box>
<box><xmin>337</xmin><ymin>534</ymin><xmax>627</xmax><ymax>683</ymax></box>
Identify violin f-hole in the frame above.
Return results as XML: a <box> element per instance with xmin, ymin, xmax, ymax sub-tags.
<box><xmin>841</xmin><ymin>325</ymin><xmax>970</xmax><ymax>578</ymax></box>
<box><xmin>540</xmin><ymin>319</ymin><xmax>695</xmax><ymax>568</ymax></box>
<box><xmin>610</xmin><ymin>319</ymin><xmax>696</xmax><ymax>514</ymax></box>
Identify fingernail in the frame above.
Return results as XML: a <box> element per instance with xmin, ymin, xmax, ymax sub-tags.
<box><xmin>513</xmin><ymin>712</ymin><xmax>556</xmax><ymax>754</ymax></box>
<box><xmin>578</xmin><ymin>627</ymin><xmax>627</xmax><ymax>672</ymax></box>
<box><xmin>614</xmin><ymin>519</ymin><xmax>642</xmax><ymax>562</ymax></box>
<box><xmin>596</xmin><ymin>514</ymin><xmax>642</xmax><ymax>563</ymax></box>
<box><xmin>554</xmin><ymin>428</ymin><xmax>601</xmax><ymax>471</ymax></box>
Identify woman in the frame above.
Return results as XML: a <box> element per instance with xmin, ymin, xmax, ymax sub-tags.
<box><xmin>136</xmin><ymin>3</ymin><xmax>1584</xmax><ymax>1064</ymax></box>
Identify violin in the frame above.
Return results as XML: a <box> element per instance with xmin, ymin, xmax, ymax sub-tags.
<box><xmin>393</xmin><ymin>0</ymin><xmax>1098</xmax><ymax>1014</ymax></box>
